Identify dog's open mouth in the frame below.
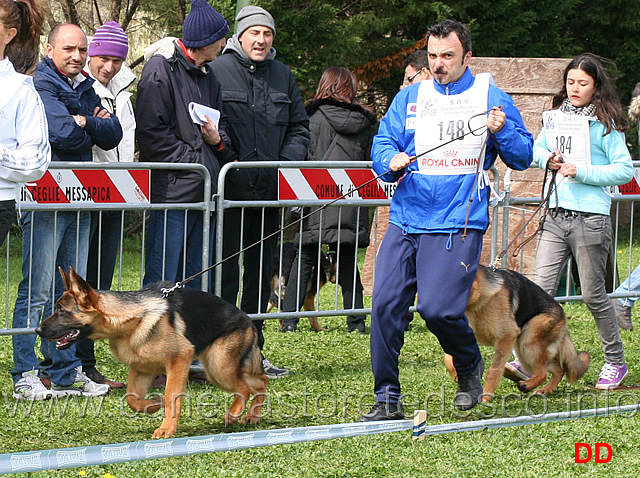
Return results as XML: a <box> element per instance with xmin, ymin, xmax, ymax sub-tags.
<box><xmin>52</xmin><ymin>330</ymin><xmax>80</xmax><ymax>350</ymax></box>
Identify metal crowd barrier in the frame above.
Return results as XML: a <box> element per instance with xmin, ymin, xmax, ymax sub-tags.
<box><xmin>213</xmin><ymin>161</ymin><xmax>502</xmax><ymax>325</ymax></box>
<box><xmin>501</xmin><ymin>160</ymin><xmax>640</xmax><ymax>303</ymax></box>
<box><xmin>2</xmin><ymin>160</ymin><xmax>638</xmax><ymax>335</ymax></box>
<box><xmin>0</xmin><ymin>162</ymin><xmax>212</xmax><ymax>335</ymax></box>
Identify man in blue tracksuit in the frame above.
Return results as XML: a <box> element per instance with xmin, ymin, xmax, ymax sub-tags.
<box><xmin>360</xmin><ymin>19</ymin><xmax>533</xmax><ymax>420</ymax></box>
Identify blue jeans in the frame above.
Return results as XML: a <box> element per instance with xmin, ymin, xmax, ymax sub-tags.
<box><xmin>144</xmin><ymin>210</ymin><xmax>213</xmax><ymax>290</ymax></box>
<box><xmin>87</xmin><ymin>210</ymin><xmax>123</xmax><ymax>290</ymax></box>
<box><xmin>534</xmin><ymin>212</ymin><xmax>624</xmax><ymax>365</ymax></box>
<box><xmin>76</xmin><ymin>210</ymin><xmax>124</xmax><ymax>370</ymax></box>
<box><xmin>11</xmin><ymin>211</ymin><xmax>90</xmax><ymax>386</ymax></box>
<box><xmin>615</xmin><ymin>264</ymin><xmax>640</xmax><ymax>308</ymax></box>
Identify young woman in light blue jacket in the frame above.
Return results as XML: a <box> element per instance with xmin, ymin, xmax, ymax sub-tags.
<box><xmin>508</xmin><ymin>54</ymin><xmax>633</xmax><ymax>391</ymax></box>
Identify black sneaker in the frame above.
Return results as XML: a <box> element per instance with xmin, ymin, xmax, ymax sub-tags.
<box><xmin>455</xmin><ymin>357</ymin><xmax>484</xmax><ymax>411</ymax></box>
<box><xmin>358</xmin><ymin>401</ymin><xmax>405</xmax><ymax>422</ymax></box>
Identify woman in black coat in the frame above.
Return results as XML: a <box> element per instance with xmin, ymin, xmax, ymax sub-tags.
<box><xmin>281</xmin><ymin>67</ymin><xmax>377</xmax><ymax>333</ymax></box>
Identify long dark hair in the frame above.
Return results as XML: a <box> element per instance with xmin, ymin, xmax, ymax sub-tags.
<box><xmin>1</xmin><ymin>0</ymin><xmax>44</xmax><ymax>74</ymax></box>
<box><xmin>552</xmin><ymin>53</ymin><xmax>628</xmax><ymax>135</ymax></box>
<box><xmin>313</xmin><ymin>67</ymin><xmax>358</xmax><ymax>104</ymax></box>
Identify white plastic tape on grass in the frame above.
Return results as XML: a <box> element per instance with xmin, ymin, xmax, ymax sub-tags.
<box><xmin>0</xmin><ymin>421</ymin><xmax>410</xmax><ymax>474</ymax></box>
<box><xmin>1</xmin><ymin>404</ymin><xmax>638</xmax><ymax>474</ymax></box>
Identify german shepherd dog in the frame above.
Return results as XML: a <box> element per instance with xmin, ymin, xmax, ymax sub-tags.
<box><xmin>444</xmin><ymin>265</ymin><xmax>590</xmax><ymax>401</ymax></box>
<box><xmin>267</xmin><ymin>242</ymin><xmax>336</xmax><ymax>331</ymax></box>
<box><xmin>36</xmin><ymin>267</ymin><xmax>268</xmax><ymax>439</ymax></box>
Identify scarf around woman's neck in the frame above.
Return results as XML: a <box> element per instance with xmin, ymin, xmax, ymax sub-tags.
<box><xmin>559</xmin><ymin>98</ymin><xmax>597</xmax><ymax>119</ymax></box>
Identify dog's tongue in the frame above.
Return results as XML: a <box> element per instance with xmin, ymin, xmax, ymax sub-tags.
<box><xmin>55</xmin><ymin>330</ymin><xmax>80</xmax><ymax>349</ymax></box>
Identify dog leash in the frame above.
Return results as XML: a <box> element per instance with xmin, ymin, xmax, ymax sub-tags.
<box><xmin>490</xmin><ymin>168</ymin><xmax>566</xmax><ymax>270</ymax></box>
<box><xmin>460</xmin><ymin>107</ymin><xmax>498</xmax><ymax>243</ymax></box>
<box><xmin>162</xmin><ymin>108</ymin><xmax>499</xmax><ymax>297</ymax></box>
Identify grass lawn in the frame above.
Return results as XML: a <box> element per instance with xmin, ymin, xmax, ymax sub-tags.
<box><xmin>0</xmin><ymin>232</ymin><xmax>639</xmax><ymax>477</ymax></box>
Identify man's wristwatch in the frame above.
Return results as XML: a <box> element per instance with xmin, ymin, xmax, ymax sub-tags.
<box><xmin>75</xmin><ymin>116</ymin><xmax>83</xmax><ymax>127</ymax></box>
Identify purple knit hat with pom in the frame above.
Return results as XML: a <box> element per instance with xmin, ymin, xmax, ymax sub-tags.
<box><xmin>88</xmin><ymin>21</ymin><xmax>129</xmax><ymax>60</ymax></box>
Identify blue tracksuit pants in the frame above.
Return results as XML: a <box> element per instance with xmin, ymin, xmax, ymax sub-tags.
<box><xmin>370</xmin><ymin>224</ymin><xmax>483</xmax><ymax>403</ymax></box>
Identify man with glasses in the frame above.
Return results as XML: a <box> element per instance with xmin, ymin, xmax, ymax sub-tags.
<box><xmin>400</xmin><ymin>49</ymin><xmax>431</xmax><ymax>89</ymax></box>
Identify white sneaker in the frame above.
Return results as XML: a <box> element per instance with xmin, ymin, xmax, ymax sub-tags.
<box><xmin>13</xmin><ymin>370</ymin><xmax>53</xmax><ymax>401</ymax></box>
<box><xmin>51</xmin><ymin>367</ymin><xmax>110</xmax><ymax>397</ymax></box>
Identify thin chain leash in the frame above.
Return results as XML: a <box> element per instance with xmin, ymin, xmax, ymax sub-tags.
<box><xmin>489</xmin><ymin>169</ymin><xmax>566</xmax><ymax>270</ymax></box>
<box><xmin>162</xmin><ymin>108</ymin><xmax>498</xmax><ymax>297</ymax></box>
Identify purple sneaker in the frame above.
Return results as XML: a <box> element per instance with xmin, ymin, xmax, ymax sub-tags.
<box><xmin>503</xmin><ymin>359</ymin><xmax>530</xmax><ymax>382</ymax></box>
<box><xmin>596</xmin><ymin>363</ymin><xmax>628</xmax><ymax>390</ymax></box>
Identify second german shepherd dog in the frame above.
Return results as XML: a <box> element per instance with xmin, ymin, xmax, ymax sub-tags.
<box><xmin>267</xmin><ymin>242</ymin><xmax>337</xmax><ymax>331</ymax></box>
<box><xmin>444</xmin><ymin>265</ymin><xmax>590</xmax><ymax>401</ymax></box>
<box><xmin>36</xmin><ymin>267</ymin><xmax>268</xmax><ymax>439</ymax></box>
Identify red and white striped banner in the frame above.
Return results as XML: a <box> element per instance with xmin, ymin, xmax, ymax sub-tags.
<box><xmin>609</xmin><ymin>167</ymin><xmax>640</xmax><ymax>195</ymax></box>
<box><xmin>20</xmin><ymin>168</ymin><xmax>150</xmax><ymax>204</ymax></box>
<box><xmin>279</xmin><ymin>168</ymin><xmax>396</xmax><ymax>201</ymax></box>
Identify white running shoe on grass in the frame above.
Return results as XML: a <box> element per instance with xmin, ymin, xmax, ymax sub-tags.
<box><xmin>13</xmin><ymin>370</ymin><xmax>53</xmax><ymax>401</ymax></box>
<box><xmin>51</xmin><ymin>367</ymin><xmax>110</xmax><ymax>397</ymax></box>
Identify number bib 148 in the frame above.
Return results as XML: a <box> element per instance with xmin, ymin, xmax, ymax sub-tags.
<box><xmin>413</xmin><ymin>73</ymin><xmax>491</xmax><ymax>175</ymax></box>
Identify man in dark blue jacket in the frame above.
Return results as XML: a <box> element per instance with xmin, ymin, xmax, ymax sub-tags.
<box><xmin>11</xmin><ymin>23</ymin><xmax>122</xmax><ymax>401</ymax></box>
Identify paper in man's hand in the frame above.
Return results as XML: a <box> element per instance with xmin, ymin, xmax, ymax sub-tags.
<box><xmin>189</xmin><ymin>102</ymin><xmax>220</xmax><ymax>128</ymax></box>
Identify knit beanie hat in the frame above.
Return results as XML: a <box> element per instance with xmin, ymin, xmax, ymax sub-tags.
<box><xmin>236</xmin><ymin>5</ymin><xmax>276</xmax><ymax>38</ymax></box>
<box><xmin>182</xmin><ymin>0</ymin><xmax>230</xmax><ymax>48</ymax></box>
<box><xmin>88</xmin><ymin>21</ymin><xmax>129</xmax><ymax>60</ymax></box>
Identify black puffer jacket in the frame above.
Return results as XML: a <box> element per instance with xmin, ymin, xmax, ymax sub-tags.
<box><xmin>136</xmin><ymin>40</ymin><xmax>234</xmax><ymax>203</ymax></box>
<box><xmin>298</xmin><ymin>98</ymin><xmax>377</xmax><ymax>247</ymax></box>
<box><xmin>209</xmin><ymin>35</ymin><xmax>310</xmax><ymax>201</ymax></box>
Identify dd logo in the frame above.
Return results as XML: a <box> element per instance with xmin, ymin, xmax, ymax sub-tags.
<box><xmin>574</xmin><ymin>443</ymin><xmax>613</xmax><ymax>463</ymax></box>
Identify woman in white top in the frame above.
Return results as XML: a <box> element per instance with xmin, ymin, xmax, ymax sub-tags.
<box><xmin>0</xmin><ymin>0</ymin><xmax>50</xmax><ymax>246</ymax></box>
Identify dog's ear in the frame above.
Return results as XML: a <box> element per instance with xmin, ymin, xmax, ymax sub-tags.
<box><xmin>62</xmin><ymin>266</ymin><xmax>99</xmax><ymax>306</ymax></box>
<box><xmin>58</xmin><ymin>266</ymin><xmax>71</xmax><ymax>290</ymax></box>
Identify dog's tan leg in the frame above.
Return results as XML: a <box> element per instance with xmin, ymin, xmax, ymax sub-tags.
<box><xmin>200</xmin><ymin>334</ymin><xmax>265</xmax><ymax>426</ymax></box>
<box><xmin>224</xmin><ymin>379</ymin><xmax>251</xmax><ymax>426</ymax></box>
<box><xmin>241</xmin><ymin>373</ymin><xmax>268</xmax><ymax>424</ymax></box>
<box><xmin>303</xmin><ymin>293</ymin><xmax>327</xmax><ymax>331</ymax></box>
<box><xmin>482</xmin><ymin>333</ymin><xmax>518</xmax><ymax>402</ymax></box>
<box><xmin>516</xmin><ymin>330</ymin><xmax>551</xmax><ymax>393</ymax></box>
<box><xmin>444</xmin><ymin>354</ymin><xmax>458</xmax><ymax>382</ymax></box>
<box><xmin>125</xmin><ymin>369</ymin><xmax>161</xmax><ymax>415</ymax></box>
<box><xmin>517</xmin><ymin>367</ymin><xmax>548</xmax><ymax>393</ymax></box>
<box><xmin>534</xmin><ymin>361</ymin><xmax>564</xmax><ymax>395</ymax></box>
<box><xmin>152</xmin><ymin>354</ymin><xmax>191</xmax><ymax>439</ymax></box>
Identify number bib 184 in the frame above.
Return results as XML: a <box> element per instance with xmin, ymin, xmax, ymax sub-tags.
<box><xmin>542</xmin><ymin>110</ymin><xmax>591</xmax><ymax>182</ymax></box>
